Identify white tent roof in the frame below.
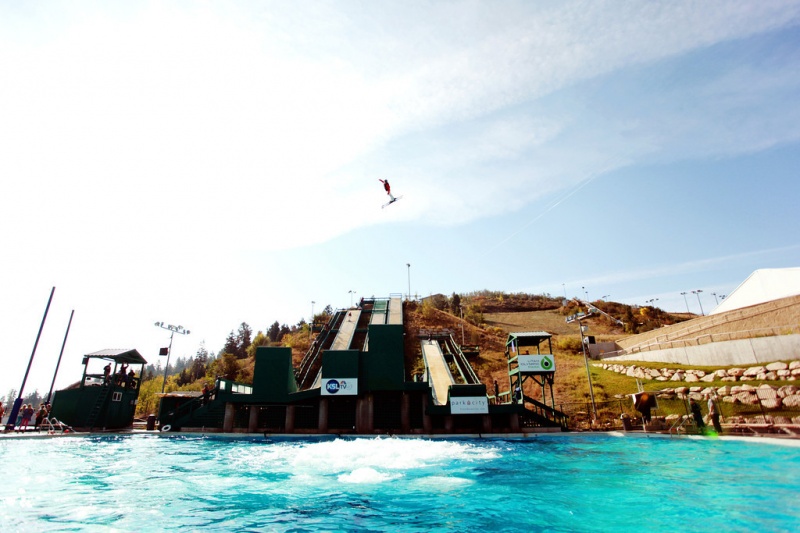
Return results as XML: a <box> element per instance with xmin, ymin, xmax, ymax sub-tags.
<box><xmin>710</xmin><ymin>267</ymin><xmax>800</xmax><ymax>315</ymax></box>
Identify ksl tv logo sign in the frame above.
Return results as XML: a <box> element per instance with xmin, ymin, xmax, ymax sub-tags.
<box><xmin>322</xmin><ymin>378</ymin><xmax>358</xmax><ymax>396</ymax></box>
<box><xmin>518</xmin><ymin>354</ymin><xmax>556</xmax><ymax>373</ymax></box>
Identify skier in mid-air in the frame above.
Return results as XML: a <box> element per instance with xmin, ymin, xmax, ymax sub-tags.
<box><xmin>378</xmin><ymin>179</ymin><xmax>401</xmax><ymax>208</ymax></box>
<box><xmin>378</xmin><ymin>179</ymin><xmax>394</xmax><ymax>200</ymax></box>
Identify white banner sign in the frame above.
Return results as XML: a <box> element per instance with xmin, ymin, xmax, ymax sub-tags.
<box><xmin>322</xmin><ymin>378</ymin><xmax>358</xmax><ymax>396</ymax></box>
<box><xmin>450</xmin><ymin>396</ymin><xmax>489</xmax><ymax>414</ymax></box>
<box><xmin>518</xmin><ymin>354</ymin><xmax>556</xmax><ymax>373</ymax></box>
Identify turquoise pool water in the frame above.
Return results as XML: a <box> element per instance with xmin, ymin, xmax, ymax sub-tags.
<box><xmin>1</xmin><ymin>433</ymin><xmax>798</xmax><ymax>532</ymax></box>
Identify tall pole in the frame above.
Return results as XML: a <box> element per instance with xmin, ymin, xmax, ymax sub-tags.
<box><xmin>162</xmin><ymin>330</ymin><xmax>175</xmax><ymax>394</ymax></box>
<box><xmin>47</xmin><ymin>309</ymin><xmax>74</xmax><ymax>403</ymax></box>
<box><xmin>406</xmin><ymin>263</ymin><xmax>411</xmax><ymax>301</ymax></box>
<box><xmin>681</xmin><ymin>292</ymin><xmax>690</xmax><ymax>314</ymax></box>
<box><xmin>692</xmin><ymin>290</ymin><xmax>705</xmax><ymax>316</ymax></box>
<box><xmin>155</xmin><ymin>322</ymin><xmax>190</xmax><ymax>394</ymax></box>
<box><xmin>459</xmin><ymin>305</ymin><xmax>465</xmax><ymax>345</ymax></box>
<box><xmin>310</xmin><ymin>301</ymin><xmax>315</xmax><ymax>343</ymax></box>
<box><xmin>577</xmin><ymin>316</ymin><xmax>598</xmax><ymax>422</ymax></box>
<box><xmin>6</xmin><ymin>286</ymin><xmax>55</xmax><ymax>430</ymax></box>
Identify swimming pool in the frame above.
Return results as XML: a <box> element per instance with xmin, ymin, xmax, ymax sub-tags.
<box><xmin>1</xmin><ymin>433</ymin><xmax>798</xmax><ymax>532</ymax></box>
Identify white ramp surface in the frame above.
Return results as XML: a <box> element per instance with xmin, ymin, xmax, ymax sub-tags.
<box><xmin>422</xmin><ymin>339</ymin><xmax>453</xmax><ymax>406</ymax></box>
<box><xmin>388</xmin><ymin>297</ymin><xmax>403</xmax><ymax>325</ymax></box>
<box><xmin>331</xmin><ymin>310</ymin><xmax>361</xmax><ymax>350</ymax></box>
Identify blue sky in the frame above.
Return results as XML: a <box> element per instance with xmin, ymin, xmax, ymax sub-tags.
<box><xmin>2</xmin><ymin>1</ymin><xmax>799</xmax><ymax>397</ymax></box>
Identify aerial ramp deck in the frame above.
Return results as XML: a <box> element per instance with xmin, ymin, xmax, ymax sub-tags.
<box><xmin>370</xmin><ymin>299</ymin><xmax>388</xmax><ymax>324</ymax></box>
<box><xmin>331</xmin><ymin>309</ymin><xmax>361</xmax><ymax>350</ymax></box>
<box><xmin>421</xmin><ymin>339</ymin><xmax>453</xmax><ymax>406</ymax></box>
<box><xmin>369</xmin><ymin>297</ymin><xmax>403</xmax><ymax>325</ymax></box>
<box><xmin>387</xmin><ymin>297</ymin><xmax>402</xmax><ymax>324</ymax></box>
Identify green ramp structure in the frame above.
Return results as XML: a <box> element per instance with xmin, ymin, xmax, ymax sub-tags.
<box><xmin>158</xmin><ymin>298</ymin><xmax>568</xmax><ymax>435</ymax></box>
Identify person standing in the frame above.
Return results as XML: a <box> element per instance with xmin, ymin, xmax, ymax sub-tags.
<box><xmin>690</xmin><ymin>398</ymin><xmax>705</xmax><ymax>432</ymax></box>
<box><xmin>0</xmin><ymin>401</ymin><xmax>5</xmax><ymax>426</ymax></box>
<box><xmin>34</xmin><ymin>404</ymin><xmax>48</xmax><ymax>431</ymax></box>
<box><xmin>493</xmin><ymin>380</ymin><xmax>500</xmax><ymax>405</ymax></box>
<box><xmin>18</xmin><ymin>404</ymin><xmax>34</xmax><ymax>432</ymax></box>
<box><xmin>708</xmin><ymin>396</ymin><xmax>723</xmax><ymax>433</ymax></box>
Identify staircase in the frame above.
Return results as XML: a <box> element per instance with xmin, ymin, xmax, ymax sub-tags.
<box><xmin>86</xmin><ymin>384</ymin><xmax>113</xmax><ymax>429</ymax></box>
<box><xmin>520</xmin><ymin>394</ymin><xmax>569</xmax><ymax>430</ymax></box>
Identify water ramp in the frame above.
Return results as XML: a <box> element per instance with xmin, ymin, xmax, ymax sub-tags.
<box><xmin>421</xmin><ymin>339</ymin><xmax>453</xmax><ymax>406</ymax></box>
<box><xmin>331</xmin><ymin>309</ymin><xmax>361</xmax><ymax>350</ymax></box>
<box><xmin>370</xmin><ymin>299</ymin><xmax>388</xmax><ymax>325</ymax></box>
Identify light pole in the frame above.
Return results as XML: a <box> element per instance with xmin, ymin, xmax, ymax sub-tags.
<box><xmin>406</xmin><ymin>263</ymin><xmax>411</xmax><ymax>301</ymax></box>
<box><xmin>680</xmin><ymin>292</ymin><xmax>690</xmax><ymax>314</ymax></box>
<box><xmin>692</xmin><ymin>290</ymin><xmax>705</xmax><ymax>316</ymax></box>
<box><xmin>459</xmin><ymin>305</ymin><xmax>465</xmax><ymax>345</ymax></box>
<box><xmin>582</xmin><ymin>286</ymin><xmax>588</xmax><ymax>301</ymax></box>
<box><xmin>155</xmin><ymin>322</ymin><xmax>190</xmax><ymax>393</ymax></box>
<box><xmin>601</xmin><ymin>295</ymin><xmax>610</xmax><ymax>301</ymax></box>
<box><xmin>348</xmin><ymin>290</ymin><xmax>356</xmax><ymax>307</ymax></box>
<box><xmin>310</xmin><ymin>301</ymin><xmax>315</xmax><ymax>342</ymax></box>
<box><xmin>566</xmin><ymin>308</ymin><xmax>598</xmax><ymax>423</ymax></box>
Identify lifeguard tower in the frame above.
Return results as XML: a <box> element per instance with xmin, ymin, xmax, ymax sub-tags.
<box><xmin>505</xmin><ymin>332</ymin><xmax>562</xmax><ymax>422</ymax></box>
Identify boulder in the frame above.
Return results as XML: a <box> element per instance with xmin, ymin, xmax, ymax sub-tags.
<box><xmin>743</xmin><ymin>366</ymin><xmax>766</xmax><ymax>377</ymax></box>
<box><xmin>777</xmin><ymin>385</ymin><xmax>798</xmax><ymax>398</ymax></box>
<box><xmin>789</xmin><ymin>361</ymin><xmax>800</xmax><ymax>370</ymax></box>
<box><xmin>716</xmin><ymin>385</ymin><xmax>732</xmax><ymax>396</ymax></box>
<box><xmin>714</xmin><ymin>369</ymin><xmax>728</xmax><ymax>379</ymax></box>
<box><xmin>727</xmin><ymin>368</ymin><xmax>745</xmax><ymax>377</ymax></box>
<box><xmin>782</xmin><ymin>395</ymin><xmax>800</xmax><ymax>408</ymax></box>
<box><xmin>765</xmin><ymin>361</ymin><xmax>788</xmax><ymax>371</ymax></box>
<box><xmin>670</xmin><ymin>372</ymin><xmax>685</xmax><ymax>382</ymax></box>
<box><xmin>674</xmin><ymin>386</ymin><xmax>689</xmax><ymax>395</ymax></box>
<box><xmin>760</xmin><ymin>397</ymin><xmax>782</xmax><ymax>410</ymax></box>
<box><xmin>700</xmin><ymin>374</ymin><xmax>716</xmax><ymax>383</ymax></box>
<box><xmin>735</xmin><ymin>392</ymin><xmax>759</xmax><ymax>405</ymax></box>
<box><xmin>763</xmin><ymin>371</ymin><xmax>777</xmax><ymax>381</ymax></box>
<box><xmin>685</xmin><ymin>374</ymin><xmax>700</xmax><ymax>383</ymax></box>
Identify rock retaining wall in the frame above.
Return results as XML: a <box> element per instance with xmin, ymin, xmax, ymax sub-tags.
<box><xmin>602</xmin><ymin>361</ymin><xmax>800</xmax><ymax>425</ymax></box>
